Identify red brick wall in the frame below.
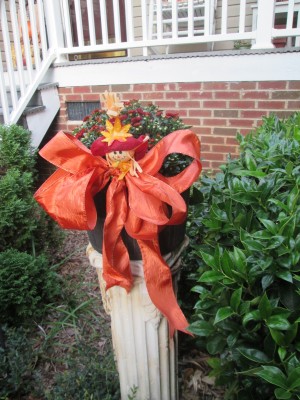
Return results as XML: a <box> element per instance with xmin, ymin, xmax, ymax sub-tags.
<box><xmin>52</xmin><ymin>81</ymin><xmax>300</xmax><ymax>172</ymax></box>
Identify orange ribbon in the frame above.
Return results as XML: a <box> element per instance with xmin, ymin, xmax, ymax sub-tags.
<box><xmin>34</xmin><ymin>129</ymin><xmax>201</xmax><ymax>335</ymax></box>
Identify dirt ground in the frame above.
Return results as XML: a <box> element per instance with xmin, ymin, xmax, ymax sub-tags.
<box><xmin>50</xmin><ymin>230</ymin><xmax>223</xmax><ymax>400</ymax></box>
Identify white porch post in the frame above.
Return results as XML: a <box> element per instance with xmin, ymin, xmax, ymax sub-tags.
<box><xmin>87</xmin><ymin>239</ymin><xmax>189</xmax><ymax>400</ymax></box>
<box><xmin>251</xmin><ymin>0</ymin><xmax>275</xmax><ymax>49</ymax></box>
<box><xmin>43</xmin><ymin>0</ymin><xmax>67</xmax><ymax>62</ymax></box>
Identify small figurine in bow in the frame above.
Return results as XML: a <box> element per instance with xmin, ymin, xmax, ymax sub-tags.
<box><xmin>90</xmin><ymin>120</ymin><xmax>149</xmax><ymax>180</ymax></box>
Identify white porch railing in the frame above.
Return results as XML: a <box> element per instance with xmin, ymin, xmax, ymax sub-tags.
<box><xmin>0</xmin><ymin>0</ymin><xmax>56</xmax><ymax>125</ymax></box>
<box><xmin>1</xmin><ymin>0</ymin><xmax>300</xmax><ymax>126</ymax></box>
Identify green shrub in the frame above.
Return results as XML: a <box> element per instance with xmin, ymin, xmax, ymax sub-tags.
<box><xmin>187</xmin><ymin>113</ymin><xmax>300</xmax><ymax>399</ymax></box>
<box><xmin>0</xmin><ymin>325</ymin><xmax>37</xmax><ymax>399</ymax></box>
<box><xmin>0</xmin><ymin>124</ymin><xmax>64</xmax><ymax>257</ymax></box>
<box><xmin>45</xmin><ymin>341</ymin><xmax>120</xmax><ymax>400</ymax></box>
<box><xmin>0</xmin><ymin>168</ymin><xmax>39</xmax><ymax>252</ymax></box>
<box><xmin>0</xmin><ymin>249</ymin><xmax>61</xmax><ymax>324</ymax></box>
<box><xmin>0</xmin><ymin>124</ymin><xmax>36</xmax><ymax>173</ymax></box>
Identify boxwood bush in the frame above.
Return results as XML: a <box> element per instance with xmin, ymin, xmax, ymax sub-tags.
<box><xmin>187</xmin><ymin>113</ymin><xmax>300</xmax><ymax>399</ymax></box>
<box><xmin>0</xmin><ymin>249</ymin><xmax>61</xmax><ymax>324</ymax></box>
<box><xmin>0</xmin><ymin>125</ymin><xmax>64</xmax><ymax>328</ymax></box>
<box><xmin>0</xmin><ymin>124</ymin><xmax>64</xmax><ymax>256</ymax></box>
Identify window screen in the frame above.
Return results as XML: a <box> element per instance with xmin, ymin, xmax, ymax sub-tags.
<box><xmin>67</xmin><ymin>102</ymin><xmax>100</xmax><ymax>121</ymax></box>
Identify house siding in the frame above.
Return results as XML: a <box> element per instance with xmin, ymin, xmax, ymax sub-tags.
<box><xmin>50</xmin><ymin>80</ymin><xmax>300</xmax><ymax>173</ymax></box>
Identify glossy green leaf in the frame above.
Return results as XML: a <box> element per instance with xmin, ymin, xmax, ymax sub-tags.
<box><xmin>220</xmin><ymin>250</ymin><xmax>234</xmax><ymax>279</ymax></box>
<box><xmin>261</xmin><ymin>275</ymin><xmax>274</xmax><ymax>291</ymax></box>
<box><xmin>270</xmin><ymin>328</ymin><xmax>286</xmax><ymax>347</ymax></box>
<box><xmin>199</xmin><ymin>251</ymin><xmax>218</xmax><ymax>270</ymax></box>
<box><xmin>206</xmin><ymin>357</ymin><xmax>221</xmax><ymax>369</ymax></box>
<box><xmin>278</xmin><ymin>347</ymin><xmax>287</xmax><ymax>362</ymax></box>
<box><xmin>259</xmin><ymin>293</ymin><xmax>272</xmax><ymax>320</ymax></box>
<box><xmin>287</xmin><ymin>367</ymin><xmax>300</xmax><ymax>389</ymax></box>
<box><xmin>191</xmin><ymin>285</ymin><xmax>209</xmax><ymax>294</ymax></box>
<box><xmin>254</xmin><ymin>366</ymin><xmax>287</xmax><ymax>389</ymax></box>
<box><xmin>238</xmin><ymin>348</ymin><xmax>271</xmax><ymax>363</ymax></box>
<box><xmin>239</xmin><ymin>300</ymin><xmax>250</xmax><ymax>316</ymax></box>
<box><xmin>188</xmin><ymin>320</ymin><xmax>214</xmax><ymax>337</ymax></box>
<box><xmin>276</xmin><ymin>271</ymin><xmax>293</xmax><ymax>283</ymax></box>
<box><xmin>242</xmin><ymin>310</ymin><xmax>261</xmax><ymax>327</ymax></box>
<box><xmin>274</xmin><ymin>388</ymin><xmax>291</xmax><ymax>399</ymax></box>
<box><xmin>285</xmin><ymin>161</ymin><xmax>294</xmax><ymax>176</ymax></box>
<box><xmin>232</xmin><ymin>169</ymin><xmax>266</xmax><ymax>178</ymax></box>
<box><xmin>233</xmin><ymin>246</ymin><xmax>247</xmax><ymax>273</ymax></box>
<box><xmin>287</xmin><ymin>356</ymin><xmax>300</xmax><ymax>374</ymax></box>
<box><xmin>214</xmin><ymin>306</ymin><xmax>235</xmax><ymax>325</ymax></box>
<box><xmin>231</xmin><ymin>192</ymin><xmax>261</xmax><ymax>205</ymax></box>
<box><xmin>227</xmin><ymin>332</ymin><xmax>239</xmax><ymax>348</ymax></box>
<box><xmin>244</xmin><ymin>150</ymin><xmax>257</xmax><ymax>171</ymax></box>
<box><xmin>280</xmin><ymin>215</ymin><xmax>296</xmax><ymax>238</ymax></box>
<box><xmin>230</xmin><ymin>287</ymin><xmax>242</xmax><ymax>312</ymax></box>
<box><xmin>259</xmin><ymin>218</ymin><xmax>278</xmax><ymax>235</ymax></box>
<box><xmin>206</xmin><ymin>334</ymin><xmax>226</xmax><ymax>355</ymax></box>
<box><xmin>251</xmin><ymin>230</ymin><xmax>273</xmax><ymax>240</ymax></box>
<box><xmin>266</xmin><ymin>315</ymin><xmax>291</xmax><ymax>330</ymax></box>
<box><xmin>241</xmin><ymin>238</ymin><xmax>265</xmax><ymax>252</ymax></box>
<box><xmin>294</xmin><ymin>126</ymin><xmax>300</xmax><ymax>141</ymax></box>
<box><xmin>211</xmin><ymin>205</ymin><xmax>228</xmax><ymax>222</ymax></box>
<box><xmin>287</xmin><ymin>186</ymin><xmax>299</xmax><ymax>212</ymax></box>
<box><xmin>198</xmin><ymin>271</ymin><xmax>224</xmax><ymax>283</ymax></box>
<box><xmin>202</xmin><ymin>219</ymin><xmax>222</xmax><ymax>229</ymax></box>
<box><xmin>266</xmin><ymin>235</ymin><xmax>286</xmax><ymax>250</ymax></box>
<box><xmin>268</xmin><ymin>199</ymin><xmax>289</xmax><ymax>213</ymax></box>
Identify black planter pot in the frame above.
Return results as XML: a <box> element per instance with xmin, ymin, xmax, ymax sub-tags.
<box><xmin>87</xmin><ymin>185</ymin><xmax>189</xmax><ymax>260</ymax></box>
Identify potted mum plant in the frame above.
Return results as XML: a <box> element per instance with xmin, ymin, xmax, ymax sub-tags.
<box><xmin>72</xmin><ymin>92</ymin><xmax>197</xmax><ymax>259</ymax></box>
<box><xmin>72</xmin><ymin>92</ymin><xmax>192</xmax><ymax>176</ymax></box>
<box><xmin>34</xmin><ymin>91</ymin><xmax>201</xmax><ymax>334</ymax></box>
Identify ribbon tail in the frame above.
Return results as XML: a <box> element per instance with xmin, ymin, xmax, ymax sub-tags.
<box><xmin>102</xmin><ymin>179</ymin><xmax>132</xmax><ymax>293</ymax></box>
<box><xmin>137</xmin><ymin>238</ymin><xmax>190</xmax><ymax>336</ymax></box>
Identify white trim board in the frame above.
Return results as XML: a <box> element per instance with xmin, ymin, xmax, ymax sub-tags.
<box><xmin>44</xmin><ymin>51</ymin><xmax>300</xmax><ymax>86</ymax></box>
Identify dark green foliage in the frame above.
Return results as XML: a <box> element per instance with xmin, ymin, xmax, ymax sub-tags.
<box><xmin>45</xmin><ymin>341</ymin><xmax>120</xmax><ymax>400</ymax></box>
<box><xmin>187</xmin><ymin>113</ymin><xmax>300</xmax><ymax>399</ymax></box>
<box><xmin>0</xmin><ymin>124</ymin><xmax>64</xmax><ymax>330</ymax></box>
<box><xmin>0</xmin><ymin>124</ymin><xmax>64</xmax><ymax>256</ymax></box>
<box><xmin>0</xmin><ymin>249</ymin><xmax>60</xmax><ymax>324</ymax></box>
<box><xmin>0</xmin><ymin>124</ymin><xmax>36</xmax><ymax>173</ymax></box>
<box><xmin>0</xmin><ymin>325</ymin><xmax>38</xmax><ymax>399</ymax></box>
<box><xmin>0</xmin><ymin>168</ymin><xmax>39</xmax><ymax>252</ymax></box>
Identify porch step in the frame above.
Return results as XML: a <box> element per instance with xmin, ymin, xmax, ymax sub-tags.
<box><xmin>0</xmin><ymin>82</ymin><xmax>59</xmax><ymax>148</ymax></box>
<box><xmin>0</xmin><ymin>106</ymin><xmax>45</xmax><ymax>124</ymax></box>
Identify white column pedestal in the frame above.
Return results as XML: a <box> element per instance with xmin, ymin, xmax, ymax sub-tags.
<box><xmin>87</xmin><ymin>238</ymin><xmax>188</xmax><ymax>400</ymax></box>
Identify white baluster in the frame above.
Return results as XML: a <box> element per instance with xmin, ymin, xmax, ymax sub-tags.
<box><xmin>252</xmin><ymin>0</ymin><xmax>275</xmax><ymax>49</ymax></box>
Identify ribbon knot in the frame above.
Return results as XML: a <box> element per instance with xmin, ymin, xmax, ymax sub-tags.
<box><xmin>34</xmin><ymin>129</ymin><xmax>201</xmax><ymax>335</ymax></box>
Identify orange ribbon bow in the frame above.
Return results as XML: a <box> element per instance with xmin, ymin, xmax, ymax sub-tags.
<box><xmin>34</xmin><ymin>129</ymin><xmax>201</xmax><ymax>335</ymax></box>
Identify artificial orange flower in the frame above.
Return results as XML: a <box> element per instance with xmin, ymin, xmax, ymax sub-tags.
<box><xmin>101</xmin><ymin>117</ymin><xmax>132</xmax><ymax>145</ymax></box>
<box><xmin>102</xmin><ymin>91</ymin><xmax>124</xmax><ymax>117</ymax></box>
